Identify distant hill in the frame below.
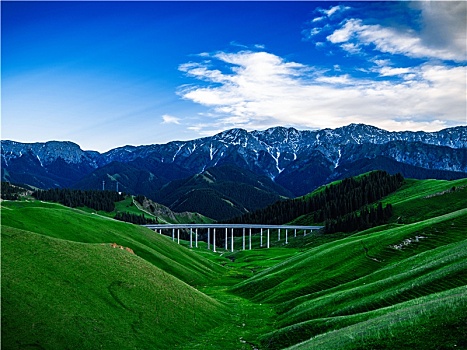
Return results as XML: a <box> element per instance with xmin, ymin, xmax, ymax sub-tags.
<box><xmin>226</xmin><ymin>170</ymin><xmax>402</xmax><ymax>231</ymax></box>
<box><xmin>154</xmin><ymin>165</ymin><xmax>293</xmax><ymax>221</ymax></box>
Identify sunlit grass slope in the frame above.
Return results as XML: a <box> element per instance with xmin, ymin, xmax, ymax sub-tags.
<box><xmin>232</xmin><ymin>208</ymin><xmax>467</xmax><ymax>304</ymax></box>
<box><xmin>230</xmin><ymin>178</ymin><xmax>467</xmax><ymax>349</ymax></box>
<box><xmin>1</xmin><ymin>200</ymin><xmax>223</xmax><ymax>286</ymax></box>
<box><xmin>2</xmin><ymin>226</ymin><xmax>227</xmax><ymax>350</ymax></box>
<box><xmin>285</xmin><ymin>286</ymin><xmax>466</xmax><ymax>350</ymax></box>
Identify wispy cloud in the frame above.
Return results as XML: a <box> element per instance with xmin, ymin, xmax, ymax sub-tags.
<box><xmin>162</xmin><ymin>114</ymin><xmax>181</xmax><ymax>124</ymax></box>
<box><xmin>319</xmin><ymin>5</ymin><xmax>349</xmax><ymax>18</ymax></box>
<box><xmin>319</xmin><ymin>2</ymin><xmax>466</xmax><ymax>62</ymax></box>
<box><xmin>328</xmin><ymin>17</ymin><xmax>465</xmax><ymax>62</ymax></box>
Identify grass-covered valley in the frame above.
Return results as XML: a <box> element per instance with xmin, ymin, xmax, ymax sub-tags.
<box><xmin>1</xmin><ymin>175</ymin><xmax>466</xmax><ymax>349</ymax></box>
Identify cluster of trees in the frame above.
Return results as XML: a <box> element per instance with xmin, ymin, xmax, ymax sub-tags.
<box><xmin>325</xmin><ymin>202</ymin><xmax>393</xmax><ymax>234</ymax></box>
<box><xmin>1</xmin><ymin>182</ymin><xmax>27</xmax><ymax>200</ymax></box>
<box><xmin>114</xmin><ymin>212</ymin><xmax>159</xmax><ymax>225</ymax></box>
<box><xmin>32</xmin><ymin>188</ymin><xmax>125</xmax><ymax>212</ymax></box>
<box><xmin>227</xmin><ymin>171</ymin><xmax>404</xmax><ymax>233</ymax></box>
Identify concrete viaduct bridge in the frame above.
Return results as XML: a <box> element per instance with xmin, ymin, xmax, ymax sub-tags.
<box><xmin>143</xmin><ymin>224</ymin><xmax>323</xmax><ymax>252</ymax></box>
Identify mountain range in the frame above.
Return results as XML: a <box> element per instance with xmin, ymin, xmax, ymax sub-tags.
<box><xmin>2</xmin><ymin>123</ymin><xmax>466</xmax><ymax>220</ymax></box>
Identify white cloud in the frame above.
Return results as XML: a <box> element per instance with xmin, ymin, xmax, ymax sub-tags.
<box><xmin>327</xmin><ymin>19</ymin><xmax>359</xmax><ymax>43</ymax></box>
<box><xmin>377</xmin><ymin>67</ymin><xmax>412</xmax><ymax>77</ymax></box>
<box><xmin>320</xmin><ymin>5</ymin><xmax>349</xmax><ymax>18</ymax></box>
<box><xmin>326</xmin><ymin>2</ymin><xmax>467</xmax><ymax>62</ymax></box>
<box><xmin>308</xmin><ymin>28</ymin><xmax>322</xmax><ymax>37</ymax></box>
<box><xmin>341</xmin><ymin>42</ymin><xmax>361</xmax><ymax>55</ymax></box>
<box><xmin>179</xmin><ymin>51</ymin><xmax>466</xmax><ymax>134</ymax></box>
<box><xmin>162</xmin><ymin>114</ymin><xmax>181</xmax><ymax>124</ymax></box>
<box><xmin>415</xmin><ymin>1</ymin><xmax>467</xmax><ymax>61</ymax></box>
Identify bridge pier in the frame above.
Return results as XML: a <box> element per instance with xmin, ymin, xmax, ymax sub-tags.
<box><xmin>145</xmin><ymin>224</ymin><xmax>322</xmax><ymax>251</ymax></box>
<box><xmin>243</xmin><ymin>228</ymin><xmax>246</xmax><ymax>250</ymax></box>
<box><xmin>213</xmin><ymin>228</ymin><xmax>216</xmax><ymax>252</ymax></box>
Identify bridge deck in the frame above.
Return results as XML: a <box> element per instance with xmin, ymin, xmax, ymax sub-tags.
<box><xmin>143</xmin><ymin>224</ymin><xmax>323</xmax><ymax>230</ymax></box>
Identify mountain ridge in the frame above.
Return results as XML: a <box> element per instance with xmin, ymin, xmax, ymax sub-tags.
<box><xmin>2</xmin><ymin>124</ymin><xmax>466</xmax><ymax>210</ymax></box>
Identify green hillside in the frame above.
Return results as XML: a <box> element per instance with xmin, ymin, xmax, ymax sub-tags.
<box><xmin>2</xmin><ymin>226</ymin><xmax>226</xmax><ymax>350</ymax></box>
<box><xmin>1</xmin><ymin>200</ymin><xmax>223</xmax><ymax>286</ymax></box>
<box><xmin>2</xmin><ymin>176</ymin><xmax>466</xmax><ymax>349</ymax></box>
<box><xmin>229</xmin><ymin>177</ymin><xmax>467</xmax><ymax>349</ymax></box>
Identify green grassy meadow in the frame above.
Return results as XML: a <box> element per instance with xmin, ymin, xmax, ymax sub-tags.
<box><xmin>2</xmin><ymin>177</ymin><xmax>466</xmax><ymax>349</ymax></box>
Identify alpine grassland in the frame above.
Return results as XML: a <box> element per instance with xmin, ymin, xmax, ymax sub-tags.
<box><xmin>230</xmin><ymin>177</ymin><xmax>467</xmax><ymax>349</ymax></box>
<box><xmin>2</xmin><ymin>175</ymin><xmax>466</xmax><ymax>349</ymax></box>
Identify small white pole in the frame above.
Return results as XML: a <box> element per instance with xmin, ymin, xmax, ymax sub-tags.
<box><xmin>260</xmin><ymin>228</ymin><xmax>263</xmax><ymax>247</ymax></box>
<box><xmin>177</xmin><ymin>229</ymin><xmax>180</xmax><ymax>244</ymax></box>
<box><xmin>249</xmin><ymin>228</ymin><xmax>252</xmax><ymax>250</ymax></box>
<box><xmin>267</xmin><ymin>229</ymin><xmax>270</xmax><ymax>248</ymax></box>
<box><xmin>285</xmin><ymin>229</ymin><xmax>288</xmax><ymax>244</ymax></box>
<box><xmin>172</xmin><ymin>228</ymin><xmax>175</xmax><ymax>241</ymax></box>
<box><xmin>195</xmin><ymin>228</ymin><xmax>198</xmax><ymax>248</ymax></box>
<box><xmin>207</xmin><ymin>228</ymin><xmax>210</xmax><ymax>250</ymax></box>
<box><xmin>278</xmin><ymin>228</ymin><xmax>281</xmax><ymax>241</ymax></box>
<box><xmin>190</xmin><ymin>227</ymin><xmax>193</xmax><ymax>248</ymax></box>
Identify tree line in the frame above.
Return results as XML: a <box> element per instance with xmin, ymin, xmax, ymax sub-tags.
<box><xmin>325</xmin><ymin>201</ymin><xmax>393</xmax><ymax>234</ymax></box>
<box><xmin>114</xmin><ymin>211</ymin><xmax>159</xmax><ymax>225</ymax></box>
<box><xmin>226</xmin><ymin>171</ymin><xmax>404</xmax><ymax>234</ymax></box>
<box><xmin>32</xmin><ymin>188</ymin><xmax>125</xmax><ymax>212</ymax></box>
<box><xmin>1</xmin><ymin>182</ymin><xmax>30</xmax><ymax>200</ymax></box>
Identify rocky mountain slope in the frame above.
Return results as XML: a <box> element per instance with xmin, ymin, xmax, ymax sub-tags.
<box><xmin>2</xmin><ymin>123</ymin><xmax>466</xmax><ymax>217</ymax></box>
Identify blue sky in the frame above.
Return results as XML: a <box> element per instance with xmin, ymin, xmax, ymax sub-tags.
<box><xmin>2</xmin><ymin>1</ymin><xmax>466</xmax><ymax>152</ymax></box>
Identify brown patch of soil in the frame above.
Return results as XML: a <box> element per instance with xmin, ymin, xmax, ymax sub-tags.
<box><xmin>110</xmin><ymin>243</ymin><xmax>135</xmax><ymax>254</ymax></box>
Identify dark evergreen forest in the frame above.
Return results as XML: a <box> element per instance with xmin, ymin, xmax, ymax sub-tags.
<box><xmin>32</xmin><ymin>188</ymin><xmax>125</xmax><ymax>212</ymax></box>
<box><xmin>226</xmin><ymin>171</ymin><xmax>404</xmax><ymax>234</ymax></box>
<box><xmin>114</xmin><ymin>211</ymin><xmax>159</xmax><ymax>225</ymax></box>
<box><xmin>1</xmin><ymin>182</ymin><xmax>29</xmax><ymax>200</ymax></box>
